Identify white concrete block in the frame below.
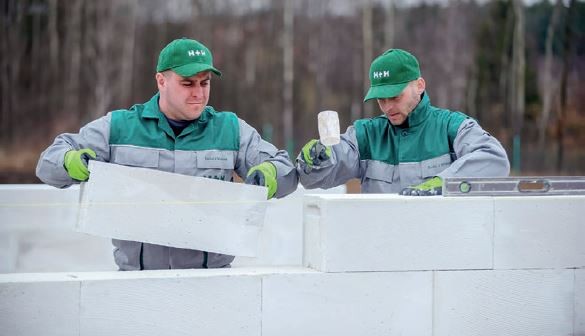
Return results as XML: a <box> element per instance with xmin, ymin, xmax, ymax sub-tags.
<box><xmin>0</xmin><ymin>268</ymin><xmax>282</xmax><ymax>336</ymax></box>
<box><xmin>0</xmin><ymin>184</ymin><xmax>79</xmax><ymax>231</ymax></box>
<box><xmin>262</xmin><ymin>271</ymin><xmax>433</xmax><ymax>336</ymax></box>
<box><xmin>494</xmin><ymin>196</ymin><xmax>585</xmax><ymax>269</ymax></box>
<box><xmin>0</xmin><ymin>234</ymin><xmax>18</xmax><ymax>273</ymax></box>
<box><xmin>434</xmin><ymin>269</ymin><xmax>575</xmax><ymax>336</ymax></box>
<box><xmin>0</xmin><ymin>184</ymin><xmax>116</xmax><ymax>273</ymax></box>
<box><xmin>79</xmin><ymin>161</ymin><xmax>268</xmax><ymax>257</ymax></box>
<box><xmin>13</xmin><ymin>230</ymin><xmax>117</xmax><ymax>273</ymax></box>
<box><xmin>233</xmin><ymin>185</ymin><xmax>345</xmax><ymax>267</ymax></box>
<box><xmin>303</xmin><ymin>194</ymin><xmax>494</xmax><ymax>272</ymax></box>
<box><xmin>1</xmin><ymin>183</ymin><xmax>345</xmax><ymax>272</ymax></box>
<box><xmin>0</xmin><ymin>274</ymin><xmax>80</xmax><ymax>336</ymax></box>
<box><xmin>575</xmin><ymin>269</ymin><xmax>585</xmax><ymax>334</ymax></box>
<box><xmin>80</xmin><ymin>270</ymin><xmax>262</xmax><ymax>336</ymax></box>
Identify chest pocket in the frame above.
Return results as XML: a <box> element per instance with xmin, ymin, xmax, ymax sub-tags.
<box><xmin>196</xmin><ymin>150</ymin><xmax>235</xmax><ymax>181</ymax></box>
<box><xmin>110</xmin><ymin>146</ymin><xmax>159</xmax><ymax>168</ymax></box>
<box><xmin>361</xmin><ymin>160</ymin><xmax>398</xmax><ymax>193</ymax></box>
<box><xmin>363</xmin><ymin>160</ymin><xmax>395</xmax><ymax>183</ymax></box>
<box><xmin>420</xmin><ymin>153</ymin><xmax>452</xmax><ymax>178</ymax></box>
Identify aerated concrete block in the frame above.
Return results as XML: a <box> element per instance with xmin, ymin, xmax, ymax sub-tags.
<box><xmin>0</xmin><ymin>184</ymin><xmax>118</xmax><ymax>273</ymax></box>
<box><xmin>233</xmin><ymin>185</ymin><xmax>346</xmax><ymax>267</ymax></box>
<box><xmin>576</xmin><ymin>269</ymin><xmax>585</xmax><ymax>334</ymax></box>
<box><xmin>78</xmin><ymin>161</ymin><xmax>268</xmax><ymax>257</ymax></box>
<box><xmin>434</xmin><ymin>269</ymin><xmax>574</xmax><ymax>336</ymax></box>
<box><xmin>14</xmin><ymin>230</ymin><xmax>116</xmax><ymax>273</ymax></box>
<box><xmin>80</xmin><ymin>269</ymin><xmax>262</xmax><ymax>336</ymax></box>
<box><xmin>303</xmin><ymin>194</ymin><xmax>494</xmax><ymax>272</ymax></box>
<box><xmin>0</xmin><ymin>273</ymin><xmax>80</xmax><ymax>336</ymax></box>
<box><xmin>0</xmin><ymin>234</ymin><xmax>18</xmax><ymax>273</ymax></box>
<box><xmin>493</xmin><ymin>196</ymin><xmax>585</xmax><ymax>269</ymax></box>
<box><xmin>0</xmin><ymin>184</ymin><xmax>79</xmax><ymax>231</ymax></box>
<box><xmin>262</xmin><ymin>270</ymin><xmax>432</xmax><ymax>336</ymax></box>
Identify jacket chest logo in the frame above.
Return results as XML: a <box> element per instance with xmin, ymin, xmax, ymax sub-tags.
<box><xmin>204</xmin><ymin>153</ymin><xmax>228</xmax><ymax>161</ymax></box>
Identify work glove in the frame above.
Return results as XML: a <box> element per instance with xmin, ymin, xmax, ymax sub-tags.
<box><xmin>63</xmin><ymin>148</ymin><xmax>96</xmax><ymax>181</ymax></box>
<box><xmin>300</xmin><ymin>139</ymin><xmax>331</xmax><ymax>173</ymax></box>
<box><xmin>245</xmin><ymin>161</ymin><xmax>278</xmax><ymax>199</ymax></box>
<box><xmin>400</xmin><ymin>176</ymin><xmax>443</xmax><ymax>196</ymax></box>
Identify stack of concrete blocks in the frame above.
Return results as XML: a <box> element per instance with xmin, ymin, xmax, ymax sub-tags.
<box><xmin>0</xmin><ymin>183</ymin><xmax>345</xmax><ymax>273</ymax></box>
<box><xmin>299</xmin><ymin>194</ymin><xmax>585</xmax><ymax>335</ymax></box>
<box><xmin>2</xmin><ymin>191</ymin><xmax>584</xmax><ymax>335</ymax></box>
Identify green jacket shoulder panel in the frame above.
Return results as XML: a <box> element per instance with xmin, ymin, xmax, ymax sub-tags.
<box><xmin>354</xmin><ymin>116</ymin><xmax>398</xmax><ymax>165</ymax></box>
<box><xmin>110</xmin><ymin>97</ymin><xmax>240</xmax><ymax>151</ymax></box>
<box><xmin>444</xmin><ymin>109</ymin><xmax>469</xmax><ymax>147</ymax></box>
<box><xmin>179</xmin><ymin>109</ymin><xmax>240</xmax><ymax>151</ymax></box>
<box><xmin>354</xmin><ymin>107</ymin><xmax>470</xmax><ymax>164</ymax></box>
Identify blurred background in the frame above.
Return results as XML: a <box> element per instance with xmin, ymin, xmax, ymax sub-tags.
<box><xmin>1</xmin><ymin>0</ymin><xmax>584</xmax><ymax>185</ymax></box>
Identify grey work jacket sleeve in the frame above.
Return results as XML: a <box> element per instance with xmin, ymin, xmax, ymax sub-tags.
<box><xmin>235</xmin><ymin>118</ymin><xmax>298</xmax><ymax>198</ymax></box>
<box><xmin>297</xmin><ymin>126</ymin><xmax>362</xmax><ymax>189</ymax></box>
<box><xmin>36</xmin><ymin>114</ymin><xmax>111</xmax><ymax>188</ymax></box>
<box><xmin>437</xmin><ymin>119</ymin><xmax>510</xmax><ymax>179</ymax></box>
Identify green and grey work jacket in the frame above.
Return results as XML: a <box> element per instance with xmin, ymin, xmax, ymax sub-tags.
<box><xmin>297</xmin><ymin>93</ymin><xmax>510</xmax><ymax>193</ymax></box>
<box><xmin>36</xmin><ymin>93</ymin><xmax>298</xmax><ymax>270</ymax></box>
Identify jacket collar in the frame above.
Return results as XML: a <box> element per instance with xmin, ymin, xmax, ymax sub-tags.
<box><xmin>141</xmin><ymin>93</ymin><xmax>163</xmax><ymax>119</ymax></box>
<box><xmin>403</xmin><ymin>91</ymin><xmax>431</xmax><ymax>128</ymax></box>
<box><xmin>142</xmin><ymin>93</ymin><xmax>212</xmax><ymax>123</ymax></box>
<box><xmin>141</xmin><ymin>93</ymin><xmax>213</xmax><ymax>138</ymax></box>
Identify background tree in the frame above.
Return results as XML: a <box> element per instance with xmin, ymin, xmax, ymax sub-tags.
<box><xmin>538</xmin><ymin>0</ymin><xmax>562</xmax><ymax>151</ymax></box>
<box><xmin>0</xmin><ymin>0</ymin><xmax>584</xmax><ymax>182</ymax></box>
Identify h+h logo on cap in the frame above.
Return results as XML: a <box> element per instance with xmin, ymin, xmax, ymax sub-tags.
<box><xmin>373</xmin><ymin>70</ymin><xmax>390</xmax><ymax>79</ymax></box>
<box><xmin>188</xmin><ymin>50</ymin><xmax>206</xmax><ymax>57</ymax></box>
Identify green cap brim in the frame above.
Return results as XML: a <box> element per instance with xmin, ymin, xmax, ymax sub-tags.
<box><xmin>363</xmin><ymin>82</ymin><xmax>409</xmax><ymax>102</ymax></box>
<box><xmin>172</xmin><ymin>63</ymin><xmax>222</xmax><ymax>77</ymax></box>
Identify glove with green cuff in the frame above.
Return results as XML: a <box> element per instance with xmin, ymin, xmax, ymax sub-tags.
<box><xmin>64</xmin><ymin>148</ymin><xmax>96</xmax><ymax>181</ymax></box>
<box><xmin>245</xmin><ymin>161</ymin><xmax>278</xmax><ymax>199</ymax></box>
<box><xmin>400</xmin><ymin>176</ymin><xmax>443</xmax><ymax>196</ymax></box>
<box><xmin>300</xmin><ymin>139</ymin><xmax>332</xmax><ymax>173</ymax></box>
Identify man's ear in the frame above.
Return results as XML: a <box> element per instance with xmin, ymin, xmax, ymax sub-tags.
<box><xmin>416</xmin><ymin>77</ymin><xmax>426</xmax><ymax>95</ymax></box>
<box><xmin>155</xmin><ymin>72</ymin><xmax>166</xmax><ymax>91</ymax></box>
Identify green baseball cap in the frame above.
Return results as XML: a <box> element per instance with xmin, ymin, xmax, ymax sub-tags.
<box><xmin>156</xmin><ymin>38</ymin><xmax>222</xmax><ymax>77</ymax></box>
<box><xmin>364</xmin><ymin>49</ymin><xmax>420</xmax><ymax>102</ymax></box>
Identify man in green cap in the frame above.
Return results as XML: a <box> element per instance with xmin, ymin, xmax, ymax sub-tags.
<box><xmin>297</xmin><ymin>48</ymin><xmax>509</xmax><ymax>195</ymax></box>
<box><xmin>36</xmin><ymin>38</ymin><xmax>298</xmax><ymax>270</ymax></box>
